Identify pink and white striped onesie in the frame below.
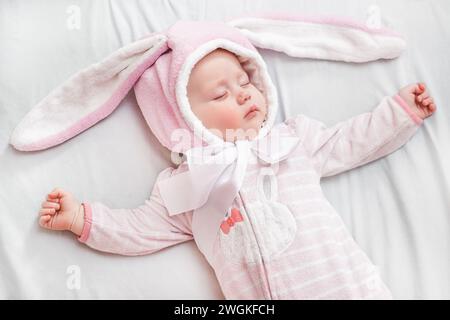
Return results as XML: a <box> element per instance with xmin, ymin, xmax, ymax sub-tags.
<box><xmin>77</xmin><ymin>94</ymin><xmax>422</xmax><ymax>299</ymax></box>
<box><xmin>10</xmin><ymin>15</ymin><xmax>416</xmax><ymax>299</ymax></box>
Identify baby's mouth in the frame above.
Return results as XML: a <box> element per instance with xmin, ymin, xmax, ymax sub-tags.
<box><xmin>244</xmin><ymin>105</ymin><xmax>259</xmax><ymax>119</ymax></box>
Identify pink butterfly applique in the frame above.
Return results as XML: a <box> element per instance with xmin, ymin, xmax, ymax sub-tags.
<box><xmin>220</xmin><ymin>208</ymin><xmax>244</xmax><ymax>235</ymax></box>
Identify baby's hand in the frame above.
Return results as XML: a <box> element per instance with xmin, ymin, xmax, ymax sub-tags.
<box><xmin>38</xmin><ymin>188</ymin><xmax>83</xmax><ymax>234</ymax></box>
<box><xmin>398</xmin><ymin>83</ymin><xmax>437</xmax><ymax>120</ymax></box>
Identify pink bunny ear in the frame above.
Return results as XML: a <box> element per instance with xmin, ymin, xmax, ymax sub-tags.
<box><xmin>10</xmin><ymin>33</ymin><xmax>168</xmax><ymax>151</ymax></box>
<box><xmin>227</xmin><ymin>13</ymin><xmax>406</xmax><ymax>63</ymax></box>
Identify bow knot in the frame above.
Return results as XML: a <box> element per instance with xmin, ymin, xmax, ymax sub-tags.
<box><xmin>158</xmin><ymin>132</ymin><xmax>301</xmax><ymax>216</ymax></box>
<box><xmin>221</xmin><ymin>208</ymin><xmax>244</xmax><ymax>234</ymax></box>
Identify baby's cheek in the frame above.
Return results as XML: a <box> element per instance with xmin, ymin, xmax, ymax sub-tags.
<box><xmin>214</xmin><ymin>108</ymin><xmax>241</xmax><ymax>130</ymax></box>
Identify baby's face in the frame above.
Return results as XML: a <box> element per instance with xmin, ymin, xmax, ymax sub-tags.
<box><xmin>187</xmin><ymin>49</ymin><xmax>267</xmax><ymax>142</ymax></box>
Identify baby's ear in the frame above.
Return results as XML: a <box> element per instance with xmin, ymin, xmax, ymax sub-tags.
<box><xmin>10</xmin><ymin>33</ymin><xmax>168</xmax><ymax>151</ymax></box>
<box><xmin>227</xmin><ymin>14</ymin><xmax>406</xmax><ymax>63</ymax></box>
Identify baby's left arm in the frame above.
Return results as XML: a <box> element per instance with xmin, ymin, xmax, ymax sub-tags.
<box><xmin>287</xmin><ymin>83</ymin><xmax>436</xmax><ymax>178</ymax></box>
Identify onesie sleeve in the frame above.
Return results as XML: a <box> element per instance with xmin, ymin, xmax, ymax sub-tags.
<box><xmin>285</xmin><ymin>95</ymin><xmax>424</xmax><ymax>178</ymax></box>
<box><xmin>76</xmin><ymin>166</ymin><xmax>194</xmax><ymax>256</ymax></box>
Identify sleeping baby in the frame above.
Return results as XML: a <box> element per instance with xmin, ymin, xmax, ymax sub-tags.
<box><xmin>12</xmin><ymin>17</ymin><xmax>436</xmax><ymax>299</ymax></box>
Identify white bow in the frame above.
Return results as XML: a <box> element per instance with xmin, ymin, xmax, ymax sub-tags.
<box><xmin>158</xmin><ymin>133</ymin><xmax>301</xmax><ymax>261</ymax></box>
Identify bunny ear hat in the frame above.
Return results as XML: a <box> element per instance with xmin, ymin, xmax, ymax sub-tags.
<box><xmin>10</xmin><ymin>13</ymin><xmax>406</xmax><ymax>153</ymax></box>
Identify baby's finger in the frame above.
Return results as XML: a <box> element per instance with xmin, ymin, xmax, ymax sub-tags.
<box><xmin>39</xmin><ymin>208</ymin><xmax>56</xmax><ymax>216</ymax></box>
<box><xmin>422</xmin><ymin>97</ymin><xmax>433</xmax><ymax>106</ymax></box>
<box><xmin>48</xmin><ymin>192</ymin><xmax>60</xmax><ymax>199</ymax></box>
<box><xmin>429</xmin><ymin>103</ymin><xmax>436</xmax><ymax>112</ymax></box>
<box><xmin>419</xmin><ymin>83</ymin><xmax>426</xmax><ymax>91</ymax></box>
<box><xmin>39</xmin><ymin>215</ymin><xmax>51</xmax><ymax>228</ymax></box>
<box><xmin>48</xmin><ymin>188</ymin><xmax>64</xmax><ymax>199</ymax></box>
<box><xmin>46</xmin><ymin>195</ymin><xmax>59</xmax><ymax>203</ymax></box>
<box><xmin>414</xmin><ymin>83</ymin><xmax>425</xmax><ymax>94</ymax></box>
<box><xmin>421</xmin><ymin>92</ymin><xmax>430</xmax><ymax>99</ymax></box>
<box><xmin>42</xmin><ymin>201</ymin><xmax>60</xmax><ymax>210</ymax></box>
<box><xmin>416</xmin><ymin>93</ymin><xmax>429</xmax><ymax>103</ymax></box>
<box><xmin>413</xmin><ymin>86</ymin><xmax>422</xmax><ymax>95</ymax></box>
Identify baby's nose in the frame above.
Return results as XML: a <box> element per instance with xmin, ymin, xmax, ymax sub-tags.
<box><xmin>238</xmin><ymin>91</ymin><xmax>251</xmax><ymax>104</ymax></box>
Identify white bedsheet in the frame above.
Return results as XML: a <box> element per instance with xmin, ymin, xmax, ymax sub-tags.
<box><xmin>0</xmin><ymin>0</ymin><xmax>449</xmax><ymax>299</ymax></box>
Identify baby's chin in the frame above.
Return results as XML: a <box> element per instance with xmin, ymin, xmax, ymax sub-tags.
<box><xmin>245</xmin><ymin>112</ymin><xmax>266</xmax><ymax>132</ymax></box>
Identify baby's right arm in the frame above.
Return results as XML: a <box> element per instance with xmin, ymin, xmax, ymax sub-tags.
<box><xmin>39</xmin><ymin>188</ymin><xmax>85</xmax><ymax>235</ymax></box>
<box><xmin>38</xmin><ymin>167</ymin><xmax>194</xmax><ymax>256</ymax></box>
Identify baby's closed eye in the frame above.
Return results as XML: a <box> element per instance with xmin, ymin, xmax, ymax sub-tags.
<box><xmin>212</xmin><ymin>84</ymin><xmax>250</xmax><ymax>101</ymax></box>
<box><xmin>213</xmin><ymin>91</ymin><xmax>227</xmax><ymax>100</ymax></box>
